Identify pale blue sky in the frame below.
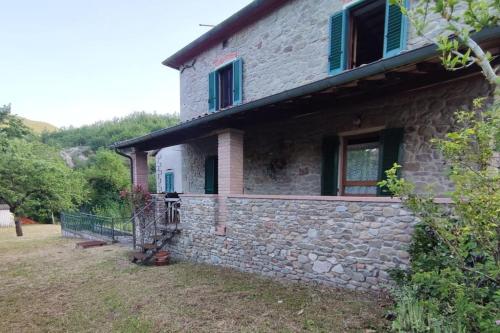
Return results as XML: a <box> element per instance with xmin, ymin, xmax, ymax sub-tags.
<box><xmin>0</xmin><ymin>0</ymin><xmax>252</xmax><ymax>127</ymax></box>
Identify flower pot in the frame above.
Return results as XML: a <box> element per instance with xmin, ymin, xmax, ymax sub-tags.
<box><xmin>154</xmin><ymin>250</ymin><xmax>170</xmax><ymax>266</ymax></box>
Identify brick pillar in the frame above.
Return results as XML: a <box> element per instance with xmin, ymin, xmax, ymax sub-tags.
<box><xmin>218</xmin><ymin>129</ymin><xmax>244</xmax><ymax>195</ymax></box>
<box><xmin>131</xmin><ymin>149</ymin><xmax>148</xmax><ymax>191</ymax></box>
<box><xmin>216</xmin><ymin>129</ymin><xmax>244</xmax><ymax>235</ymax></box>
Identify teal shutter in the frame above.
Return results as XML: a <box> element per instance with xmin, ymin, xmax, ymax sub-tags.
<box><xmin>383</xmin><ymin>0</ymin><xmax>408</xmax><ymax>57</ymax></box>
<box><xmin>204</xmin><ymin>156</ymin><xmax>218</xmax><ymax>194</ymax></box>
<box><xmin>328</xmin><ymin>11</ymin><xmax>346</xmax><ymax>75</ymax></box>
<box><xmin>377</xmin><ymin>128</ymin><xmax>404</xmax><ymax>196</ymax></box>
<box><xmin>321</xmin><ymin>136</ymin><xmax>340</xmax><ymax>196</ymax></box>
<box><xmin>165</xmin><ymin>172</ymin><xmax>174</xmax><ymax>193</ymax></box>
<box><xmin>208</xmin><ymin>71</ymin><xmax>217</xmax><ymax>112</ymax></box>
<box><xmin>232</xmin><ymin>58</ymin><xmax>243</xmax><ymax>105</ymax></box>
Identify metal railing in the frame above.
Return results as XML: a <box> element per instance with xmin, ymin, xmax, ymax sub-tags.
<box><xmin>60</xmin><ymin>212</ymin><xmax>133</xmax><ymax>242</ymax></box>
<box><xmin>135</xmin><ymin>196</ymin><xmax>181</xmax><ymax>250</ymax></box>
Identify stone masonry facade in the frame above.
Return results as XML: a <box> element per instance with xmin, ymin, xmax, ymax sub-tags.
<box><xmin>167</xmin><ymin>195</ymin><xmax>417</xmax><ymax>291</ymax></box>
<box><xmin>182</xmin><ymin>77</ymin><xmax>492</xmax><ymax>195</ymax></box>
<box><xmin>179</xmin><ymin>0</ymin><xmax>453</xmax><ymax>122</ymax></box>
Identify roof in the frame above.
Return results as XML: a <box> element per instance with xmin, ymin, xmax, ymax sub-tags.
<box><xmin>162</xmin><ymin>0</ymin><xmax>288</xmax><ymax>69</ymax></box>
<box><xmin>114</xmin><ymin>27</ymin><xmax>500</xmax><ymax>151</ymax></box>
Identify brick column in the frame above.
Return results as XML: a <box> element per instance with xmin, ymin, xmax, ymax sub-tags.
<box><xmin>218</xmin><ymin>129</ymin><xmax>244</xmax><ymax>195</ymax></box>
<box><xmin>131</xmin><ymin>149</ymin><xmax>148</xmax><ymax>190</ymax></box>
<box><xmin>216</xmin><ymin>129</ymin><xmax>244</xmax><ymax>234</ymax></box>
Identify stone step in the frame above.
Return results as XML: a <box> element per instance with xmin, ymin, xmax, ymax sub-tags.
<box><xmin>76</xmin><ymin>240</ymin><xmax>107</xmax><ymax>249</ymax></box>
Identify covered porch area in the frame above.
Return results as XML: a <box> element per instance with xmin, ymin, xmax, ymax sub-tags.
<box><xmin>113</xmin><ymin>33</ymin><xmax>497</xmax><ymax>290</ymax></box>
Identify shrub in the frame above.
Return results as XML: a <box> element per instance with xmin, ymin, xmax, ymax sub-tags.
<box><xmin>381</xmin><ymin>99</ymin><xmax>500</xmax><ymax>332</ymax></box>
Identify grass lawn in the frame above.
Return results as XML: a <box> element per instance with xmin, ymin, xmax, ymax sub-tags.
<box><xmin>0</xmin><ymin>225</ymin><xmax>389</xmax><ymax>332</ymax></box>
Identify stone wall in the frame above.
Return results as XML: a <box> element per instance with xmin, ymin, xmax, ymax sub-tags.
<box><xmin>181</xmin><ymin>136</ymin><xmax>217</xmax><ymax>194</ymax></box>
<box><xmin>167</xmin><ymin>195</ymin><xmax>418</xmax><ymax>291</ymax></box>
<box><xmin>182</xmin><ymin>77</ymin><xmax>492</xmax><ymax>195</ymax></box>
<box><xmin>179</xmin><ymin>0</ymin><xmax>453</xmax><ymax>121</ymax></box>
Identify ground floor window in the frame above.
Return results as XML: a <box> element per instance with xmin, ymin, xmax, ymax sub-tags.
<box><xmin>321</xmin><ymin>128</ymin><xmax>404</xmax><ymax>197</ymax></box>
<box><xmin>342</xmin><ymin>135</ymin><xmax>380</xmax><ymax>196</ymax></box>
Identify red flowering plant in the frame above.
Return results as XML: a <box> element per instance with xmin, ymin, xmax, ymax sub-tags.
<box><xmin>120</xmin><ymin>185</ymin><xmax>152</xmax><ymax>213</ymax></box>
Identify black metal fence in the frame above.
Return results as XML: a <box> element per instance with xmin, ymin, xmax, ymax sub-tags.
<box><xmin>60</xmin><ymin>212</ymin><xmax>133</xmax><ymax>241</ymax></box>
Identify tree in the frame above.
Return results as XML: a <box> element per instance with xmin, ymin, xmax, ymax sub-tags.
<box><xmin>0</xmin><ymin>139</ymin><xmax>87</xmax><ymax>222</ymax></box>
<box><xmin>0</xmin><ymin>104</ymin><xmax>31</xmax><ymax>147</ymax></box>
<box><xmin>83</xmin><ymin>149</ymin><xmax>130</xmax><ymax>216</ymax></box>
<box><xmin>392</xmin><ymin>0</ymin><xmax>499</xmax><ymax>88</ymax></box>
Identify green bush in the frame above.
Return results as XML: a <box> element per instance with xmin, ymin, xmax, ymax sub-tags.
<box><xmin>381</xmin><ymin>99</ymin><xmax>500</xmax><ymax>332</ymax></box>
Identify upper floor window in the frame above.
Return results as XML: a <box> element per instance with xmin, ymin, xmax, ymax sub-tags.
<box><xmin>208</xmin><ymin>58</ymin><xmax>243</xmax><ymax>112</ymax></box>
<box><xmin>218</xmin><ymin>64</ymin><xmax>233</xmax><ymax>109</ymax></box>
<box><xmin>329</xmin><ymin>0</ymin><xmax>408</xmax><ymax>75</ymax></box>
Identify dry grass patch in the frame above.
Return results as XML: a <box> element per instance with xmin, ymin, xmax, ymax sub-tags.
<box><xmin>0</xmin><ymin>225</ymin><xmax>389</xmax><ymax>332</ymax></box>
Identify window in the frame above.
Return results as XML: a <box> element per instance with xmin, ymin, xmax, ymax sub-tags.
<box><xmin>208</xmin><ymin>58</ymin><xmax>243</xmax><ymax>112</ymax></box>
<box><xmin>328</xmin><ymin>0</ymin><xmax>408</xmax><ymax>74</ymax></box>
<box><xmin>218</xmin><ymin>64</ymin><xmax>233</xmax><ymax>109</ymax></box>
<box><xmin>342</xmin><ymin>135</ymin><xmax>380</xmax><ymax>196</ymax></box>
<box><xmin>348</xmin><ymin>0</ymin><xmax>385</xmax><ymax>68</ymax></box>
<box><xmin>321</xmin><ymin>128</ymin><xmax>404</xmax><ymax>196</ymax></box>
<box><xmin>165</xmin><ymin>171</ymin><xmax>174</xmax><ymax>193</ymax></box>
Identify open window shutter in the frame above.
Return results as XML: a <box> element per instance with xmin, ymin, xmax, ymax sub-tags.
<box><xmin>383</xmin><ymin>0</ymin><xmax>408</xmax><ymax>57</ymax></box>
<box><xmin>204</xmin><ymin>156</ymin><xmax>218</xmax><ymax>194</ymax></box>
<box><xmin>328</xmin><ymin>11</ymin><xmax>346</xmax><ymax>75</ymax></box>
<box><xmin>232</xmin><ymin>58</ymin><xmax>243</xmax><ymax>105</ymax></box>
<box><xmin>321</xmin><ymin>136</ymin><xmax>340</xmax><ymax>196</ymax></box>
<box><xmin>208</xmin><ymin>71</ymin><xmax>217</xmax><ymax>112</ymax></box>
<box><xmin>378</xmin><ymin>128</ymin><xmax>404</xmax><ymax>196</ymax></box>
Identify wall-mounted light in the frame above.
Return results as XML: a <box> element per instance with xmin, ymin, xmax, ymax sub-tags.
<box><xmin>353</xmin><ymin>115</ymin><xmax>361</xmax><ymax>128</ymax></box>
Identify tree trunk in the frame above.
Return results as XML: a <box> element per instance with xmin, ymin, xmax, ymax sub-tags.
<box><xmin>14</xmin><ymin>216</ymin><xmax>23</xmax><ymax>237</ymax></box>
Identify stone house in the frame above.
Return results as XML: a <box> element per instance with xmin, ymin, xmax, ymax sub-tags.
<box><xmin>114</xmin><ymin>0</ymin><xmax>500</xmax><ymax>291</ymax></box>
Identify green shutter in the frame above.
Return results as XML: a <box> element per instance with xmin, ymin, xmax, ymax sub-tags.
<box><xmin>328</xmin><ymin>11</ymin><xmax>346</xmax><ymax>75</ymax></box>
<box><xmin>383</xmin><ymin>0</ymin><xmax>408</xmax><ymax>57</ymax></box>
<box><xmin>321</xmin><ymin>136</ymin><xmax>339</xmax><ymax>196</ymax></box>
<box><xmin>204</xmin><ymin>156</ymin><xmax>218</xmax><ymax>194</ymax></box>
<box><xmin>165</xmin><ymin>172</ymin><xmax>174</xmax><ymax>193</ymax></box>
<box><xmin>378</xmin><ymin>128</ymin><xmax>404</xmax><ymax>196</ymax></box>
<box><xmin>232</xmin><ymin>58</ymin><xmax>243</xmax><ymax>105</ymax></box>
<box><xmin>208</xmin><ymin>71</ymin><xmax>217</xmax><ymax>112</ymax></box>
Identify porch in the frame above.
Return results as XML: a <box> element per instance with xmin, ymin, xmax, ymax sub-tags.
<box><xmin>112</xmin><ymin>39</ymin><xmax>495</xmax><ymax>290</ymax></box>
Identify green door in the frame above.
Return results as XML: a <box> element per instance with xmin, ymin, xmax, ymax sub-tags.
<box><xmin>165</xmin><ymin>171</ymin><xmax>174</xmax><ymax>193</ymax></box>
<box><xmin>204</xmin><ymin>156</ymin><xmax>218</xmax><ymax>194</ymax></box>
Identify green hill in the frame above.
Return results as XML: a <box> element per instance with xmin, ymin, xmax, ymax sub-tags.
<box><xmin>20</xmin><ymin>117</ymin><xmax>58</xmax><ymax>134</ymax></box>
<box><xmin>42</xmin><ymin>111</ymin><xmax>179</xmax><ymax>150</ymax></box>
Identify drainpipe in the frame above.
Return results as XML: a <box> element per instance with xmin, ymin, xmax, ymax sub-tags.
<box><xmin>114</xmin><ymin>148</ymin><xmax>134</xmax><ymax>191</ymax></box>
<box><xmin>114</xmin><ymin>148</ymin><xmax>136</xmax><ymax>249</ymax></box>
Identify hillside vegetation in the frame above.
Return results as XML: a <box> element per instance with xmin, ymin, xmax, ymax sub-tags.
<box><xmin>2</xmin><ymin>105</ymin><xmax>179</xmax><ymax>222</ymax></box>
<box><xmin>20</xmin><ymin>117</ymin><xmax>58</xmax><ymax>133</ymax></box>
<box><xmin>42</xmin><ymin>111</ymin><xmax>179</xmax><ymax>150</ymax></box>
